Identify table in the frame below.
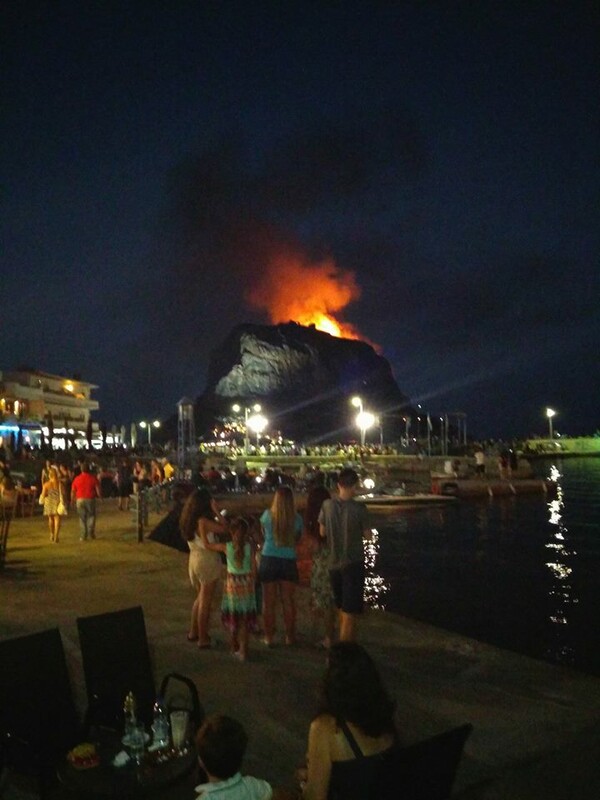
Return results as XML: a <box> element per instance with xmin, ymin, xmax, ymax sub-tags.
<box><xmin>58</xmin><ymin>731</ymin><xmax>198</xmax><ymax>798</ymax></box>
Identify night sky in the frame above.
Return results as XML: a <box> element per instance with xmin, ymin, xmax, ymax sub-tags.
<box><xmin>2</xmin><ymin>2</ymin><xmax>598</xmax><ymax>439</ymax></box>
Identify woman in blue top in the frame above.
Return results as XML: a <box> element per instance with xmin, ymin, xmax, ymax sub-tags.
<box><xmin>258</xmin><ymin>486</ymin><xmax>303</xmax><ymax>646</ymax></box>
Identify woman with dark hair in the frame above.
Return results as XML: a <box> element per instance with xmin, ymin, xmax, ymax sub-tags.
<box><xmin>300</xmin><ymin>642</ymin><xmax>397</xmax><ymax>800</ymax></box>
<box><xmin>180</xmin><ymin>488</ymin><xmax>228</xmax><ymax>648</ymax></box>
<box><xmin>257</xmin><ymin>486</ymin><xmax>303</xmax><ymax>646</ymax></box>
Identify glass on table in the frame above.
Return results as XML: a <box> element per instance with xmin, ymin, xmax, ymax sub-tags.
<box><xmin>170</xmin><ymin>710</ymin><xmax>189</xmax><ymax>750</ymax></box>
<box><xmin>128</xmin><ymin>724</ymin><xmax>147</xmax><ymax>764</ymax></box>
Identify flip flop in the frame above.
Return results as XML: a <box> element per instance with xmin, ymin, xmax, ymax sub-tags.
<box><xmin>187</xmin><ymin>634</ymin><xmax>198</xmax><ymax>642</ymax></box>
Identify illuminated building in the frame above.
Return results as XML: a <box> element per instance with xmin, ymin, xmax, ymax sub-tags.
<box><xmin>0</xmin><ymin>368</ymin><xmax>99</xmax><ymax>448</ymax></box>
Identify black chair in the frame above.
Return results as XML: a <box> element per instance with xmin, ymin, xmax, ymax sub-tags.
<box><xmin>393</xmin><ymin>723</ymin><xmax>473</xmax><ymax>799</ymax></box>
<box><xmin>77</xmin><ymin>606</ymin><xmax>204</xmax><ymax>741</ymax></box>
<box><xmin>0</xmin><ymin>628</ymin><xmax>81</xmax><ymax>798</ymax></box>
<box><xmin>77</xmin><ymin>605</ymin><xmax>157</xmax><ymax>731</ymax></box>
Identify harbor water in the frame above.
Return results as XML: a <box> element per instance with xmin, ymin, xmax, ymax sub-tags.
<box><xmin>368</xmin><ymin>457</ymin><xmax>600</xmax><ymax>676</ymax></box>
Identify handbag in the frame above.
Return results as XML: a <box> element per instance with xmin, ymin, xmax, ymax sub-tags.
<box><xmin>57</xmin><ymin>493</ymin><xmax>68</xmax><ymax>516</ymax></box>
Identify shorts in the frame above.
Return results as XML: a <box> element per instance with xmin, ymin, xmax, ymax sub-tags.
<box><xmin>189</xmin><ymin>549</ymin><xmax>223</xmax><ymax>589</ymax></box>
<box><xmin>329</xmin><ymin>562</ymin><xmax>365</xmax><ymax>614</ymax></box>
<box><xmin>258</xmin><ymin>555</ymin><xmax>299</xmax><ymax>584</ymax></box>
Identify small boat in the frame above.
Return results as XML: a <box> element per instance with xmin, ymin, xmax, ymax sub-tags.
<box><xmin>356</xmin><ymin>493</ymin><xmax>457</xmax><ymax>510</ymax></box>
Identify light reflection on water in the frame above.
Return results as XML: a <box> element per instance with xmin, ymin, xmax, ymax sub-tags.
<box><xmin>363</xmin><ymin>528</ymin><xmax>390</xmax><ymax>609</ymax></box>
<box><xmin>364</xmin><ymin>457</ymin><xmax>600</xmax><ymax>675</ymax></box>
<box><xmin>544</xmin><ymin>465</ymin><xmax>578</xmax><ymax>666</ymax></box>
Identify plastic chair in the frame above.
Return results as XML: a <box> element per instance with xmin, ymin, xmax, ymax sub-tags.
<box><xmin>0</xmin><ymin>628</ymin><xmax>81</xmax><ymax>798</ymax></box>
<box><xmin>77</xmin><ymin>606</ymin><xmax>204</xmax><ymax>742</ymax></box>
<box><xmin>392</xmin><ymin>723</ymin><xmax>473</xmax><ymax>800</ymax></box>
<box><xmin>77</xmin><ymin>605</ymin><xmax>156</xmax><ymax>731</ymax></box>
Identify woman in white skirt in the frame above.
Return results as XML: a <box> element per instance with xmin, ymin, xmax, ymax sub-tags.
<box><xmin>180</xmin><ymin>488</ymin><xmax>228</xmax><ymax>648</ymax></box>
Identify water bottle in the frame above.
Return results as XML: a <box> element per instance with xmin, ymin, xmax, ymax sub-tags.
<box><xmin>151</xmin><ymin>696</ymin><xmax>169</xmax><ymax>749</ymax></box>
<box><xmin>123</xmin><ymin>691</ymin><xmax>137</xmax><ymax>741</ymax></box>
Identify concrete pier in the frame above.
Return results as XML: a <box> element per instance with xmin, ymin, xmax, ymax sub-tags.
<box><xmin>2</xmin><ymin>500</ymin><xmax>599</xmax><ymax>798</ymax></box>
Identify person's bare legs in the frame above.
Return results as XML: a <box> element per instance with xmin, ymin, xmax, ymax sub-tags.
<box><xmin>262</xmin><ymin>582</ymin><xmax>277</xmax><ymax>644</ymax></box>
<box><xmin>237</xmin><ymin>624</ymin><xmax>249</xmax><ymax>660</ymax></box>
<box><xmin>322</xmin><ymin>605</ymin><xmax>336</xmax><ymax>648</ymax></box>
<box><xmin>229</xmin><ymin>623</ymin><xmax>239</xmax><ymax>654</ymax></box>
<box><xmin>198</xmin><ymin>579</ymin><xmax>218</xmax><ymax>646</ymax></box>
<box><xmin>339</xmin><ymin>610</ymin><xmax>357</xmax><ymax>642</ymax></box>
<box><xmin>47</xmin><ymin>515</ymin><xmax>54</xmax><ymax>541</ymax></box>
<box><xmin>54</xmin><ymin>515</ymin><xmax>61</xmax><ymax>543</ymax></box>
<box><xmin>188</xmin><ymin>592</ymin><xmax>200</xmax><ymax>640</ymax></box>
<box><xmin>281</xmin><ymin>581</ymin><xmax>296</xmax><ymax>644</ymax></box>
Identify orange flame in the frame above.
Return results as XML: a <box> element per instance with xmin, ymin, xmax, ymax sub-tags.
<box><xmin>246</xmin><ymin>251</ymin><xmax>365</xmax><ymax>341</ymax></box>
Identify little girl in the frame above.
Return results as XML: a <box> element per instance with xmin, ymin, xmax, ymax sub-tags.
<box><xmin>206</xmin><ymin>516</ymin><xmax>257</xmax><ymax>661</ymax></box>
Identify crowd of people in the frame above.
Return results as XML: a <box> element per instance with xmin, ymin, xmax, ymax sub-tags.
<box><xmin>178</xmin><ymin>468</ymin><xmax>372</xmax><ymax>663</ymax></box>
<box><xmin>3</xmin><ymin>448</ymin><xmax>399</xmax><ymax>797</ymax></box>
<box><xmin>179</xmin><ymin>467</ymin><xmax>396</xmax><ymax>799</ymax></box>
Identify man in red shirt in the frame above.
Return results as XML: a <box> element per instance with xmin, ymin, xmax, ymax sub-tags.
<box><xmin>70</xmin><ymin>462</ymin><xmax>100</xmax><ymax>541</ymax></box>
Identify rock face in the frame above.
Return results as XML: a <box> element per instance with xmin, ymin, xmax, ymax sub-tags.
<box><xmin>197</xmin><ymin>322</ymin><xmax>412</xmax><ymax>442</ymax></box>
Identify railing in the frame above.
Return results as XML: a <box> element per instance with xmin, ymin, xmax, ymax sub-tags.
<box><xmin>130</xmin><ymin>485</ymin><xmax>168</xmax><ymax>542</ymax></box>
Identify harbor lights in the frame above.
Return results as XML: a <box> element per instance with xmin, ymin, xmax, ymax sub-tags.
<box><xmin>351</xmin><ymin>396</ymin><xmax>364</xmax><ymax>415</ymax></box>
<box><xmin>356</xmin><ymin>410</ymin><xmax>376</xmax><ymax>446</ymax></box>
<box><xmin>247</xmin><ymin>413</ymin><xmax>268</xmax><ymax>452</ymax></box>
<box><xmin>546</xmin><ymin>407</ymin><xmax>557</xmax><ymax>439</ymax></box>
<box><xmin>232</xmin><ymin>403</ymin><xmax>262</xmax><ymax>455</ymax></box>
<box><xmin>139</xmin><ymin>419</ymin><xmax>160</xmax><ymax>445</ymax></box>
<box><xmin>350</xmin><ymin>396</ymin><xmax>375</xmax><ymax>446</ymax></box>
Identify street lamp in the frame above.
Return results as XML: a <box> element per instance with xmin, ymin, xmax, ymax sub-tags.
<box><xmin>247</xmin><ymin>413</ymin><xmax>268</xmax><ymax>452</ymax></box>
<box><xmin>139</xmin><ymin>419</ymin><xmax>160</xmax><ymax>445</ymax></box>
<box><xmin>351</xmin><ymin>396</ymin><xmax>363</xmax><ymax>414</ymax></box>
<box><xmin>232</xmin><ymin>403</ymin><xmax>262</xmax><ymax>455</ymax></box>
<box><xmin>546</xmin><ymin>407</ymin><xmax>556</xmax><ymax>439</ymax></box>
<box><xmin>356</xmin><ymin>410</ymin><xmax>375</xmax><ymax>447</ymax></box>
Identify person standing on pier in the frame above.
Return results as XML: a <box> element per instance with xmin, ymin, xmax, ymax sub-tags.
<box><xmin>319</xmin><ymin>469</ymin><xmax>371</xmax><ymax>643</ymax></box>
<box><xmin>70</xmin><ymin>462</ymin><xmax>100</xmax><ymax>541</ymax></box>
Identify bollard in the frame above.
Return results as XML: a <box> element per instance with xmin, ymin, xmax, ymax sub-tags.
<box><xmin>136</xmin><ymin>489</ymin><xmax>148</xmax><ymax>543</ymax></box>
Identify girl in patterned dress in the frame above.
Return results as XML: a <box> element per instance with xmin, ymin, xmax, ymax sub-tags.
<box><xmin>206</xmin><ymin>516</ymin><xmax>257</xmax><ymax>661</ymax></box>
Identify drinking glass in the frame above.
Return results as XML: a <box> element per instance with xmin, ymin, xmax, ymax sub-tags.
<box><xmin>170</xmin><ymin>710</ymin><xmax>189</xmax><ymax>749</ymax></box>
<box><xmin>128</xmin><ymin>725</ymin><xmax>146</xmax><ymax>764</ymax></box>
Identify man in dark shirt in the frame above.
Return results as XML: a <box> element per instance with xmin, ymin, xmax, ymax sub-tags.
<box><xmin>318</xmin><ymin>468</ymin><xmax>371</xmax><ymax>642</ymax></box>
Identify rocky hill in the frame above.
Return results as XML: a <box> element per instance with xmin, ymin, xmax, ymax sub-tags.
<box><xmin>196</xmin><ymin>322</ymin><xmax>413</xmax><ymax>442</ymax></box>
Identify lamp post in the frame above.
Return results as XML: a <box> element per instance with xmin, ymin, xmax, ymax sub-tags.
<box><xmin>247</xmin><ymin>413</ymin><xmax>268</xmax><ymax>452</ymax></box>
<box><xmin>546</xmin><ymin>407</ymin><xmax>556</xmax><ymax>439</ymax></box>
<box><xmin>139</xmin><ymin>419</ymin><xmax>160</xmax><ymax>445</ymax></box>
<box><xmin>232</xmin><ymin>403</ymin><xmax>262</xmax><ymax>455</ymax></box>
<box><xmin>351</xmin><ymin>396</ymin><xmax>376</xmax><ymax>446</ymax></box>
<box><xmin>356</xmin><ymin>410</ymin><xmax>375</xmax><ymax>447</ymax></box>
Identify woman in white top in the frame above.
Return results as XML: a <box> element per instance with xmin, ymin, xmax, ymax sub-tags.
<box><xmin>180</xmin><ymin>488</ymin><xmax>228</xmax><ymax>648</ymax></box>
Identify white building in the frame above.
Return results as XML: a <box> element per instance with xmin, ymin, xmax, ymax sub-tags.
<box><xmin>0</xmin><ymin>368</ymin><xmax>100</xmax><ymax>448</ymax></box>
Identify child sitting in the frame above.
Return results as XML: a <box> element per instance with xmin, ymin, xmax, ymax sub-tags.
<box><xmin>194</xmin><ymin>714</ymin><xmax>272</xmax><ymax>798</ymax></box>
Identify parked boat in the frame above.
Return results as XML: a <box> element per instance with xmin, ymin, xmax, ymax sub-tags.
<box><xmin>430</xmin><ymin>475</ymin><xmax>555</xmax><ymax>498</ymax></box>
<box><xmin>357</xmin><ymin>493</ymin><xmax>457</xmax><ymax>511</ymax></box>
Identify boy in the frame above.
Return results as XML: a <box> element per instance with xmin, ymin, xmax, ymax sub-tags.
<box><xmin>195</xmin><ymin>714</ymin><xmax>272</xmax><ymax>799</ymax></box>
<box><xmin>318</xmin><ymin>467</ymin><xmax>372</xmax><ymax>642</ymax></box>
